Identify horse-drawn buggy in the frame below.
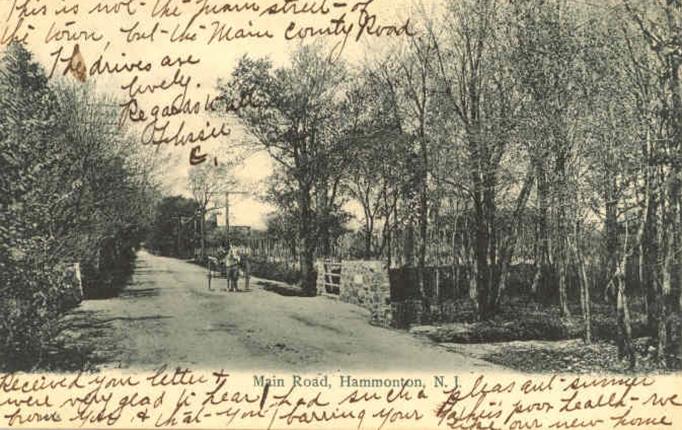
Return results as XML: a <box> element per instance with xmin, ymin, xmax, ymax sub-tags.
<box><xmin>206</xmin><ymin>249</ymin><xmax>243</xmax><ymax>291</ymax></box>
<box><xmin>206</xmin><ymin>254</ymin><xmax>226</xmax><ymax>288</ymax></box>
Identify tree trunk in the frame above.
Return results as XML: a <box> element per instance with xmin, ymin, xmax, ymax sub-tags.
<box><xmin>616</xmin><ymin>270</ymin><xmax>636</xmax><ymax>369</ymax></box>
<box><xmin>417</xmin><ymin>155</ymin><xmax>429</xmax><ymax>304</ymax></box>
<box><xmin>298</xmin><ymin>184</ymin><xmax>317</xmax><ymax>296</ymax></box>
<box><xmin>557</xmin><ymin>243</ymin><xmax>570</xmax><ymax>317</ymax></box>
<box><xmin>469</xmin><ymin>238</ymin><xmax>480</xmax><ymax>320</ymax></box>
<box><xmin>572</xmin><ymin>222</ymin><xmax>591</xmax><ymax>343</ymax></box>
<box><xmin>532</xmin><ymin>163</ymin><xmax>551</xmax><ymax>302</ymax></box>
<box><xmin>384</xmin><ymin>216</ymin><xmax>393</xmax><ymax>268</ymax></box>
<box><xmin>403</xmin><ymin>222</ymin><xmax>415</xmax><ymax>267</ymax></box>
<box><xmin>472</xmin><ymin>188</ymin><xmax>493</xmax><ymax>320</ymax></box>
<box><xmin>658</xmin><ymin>237</ymin><xmax>671</xmax><ymax>366</ymax></box>
<box><xmin>496</xmin><ymin>168</ymin><xmax>534</xmax><ymax>306</ymax></box>
<box><xmin>670</xmin><ymin>57</ymin><xmax>681</xmax><ymax>313</ymax></box>
<box><xmin>364</xmin><ymin>229</ymin><xmax>373</xmax><ymax>260</ymax></box>
<box><xmin>611</xmin><ymin>217</ymin><xmax>636</xmax><ymax>368</ymax></box>
<box><xmin>319</xmin><ymin>207</ymin><xmax>332</xmax><ymax>259</ymax></box>
<box><xmin>642</xmin><ymin>169</ymin><xmax>659</xmax><ymax>337</ymax></box>
<box><xmin>484</xmin><ymin>184</ymin><xmax>499</xmax><ymax>315</ymax></box>
<box><xmin>555</xmin><ymin>152</ymin><xmax>571</xmax><ymax>317</ymax></box>
<box><xmin>364</xmin><ymin>207</ymin><xmax>374</xmax><ymax>260</ymax></box>
<box><xmin>604</xmin><ymin>192</ymin><xmax>619</xmax><ymax>285</ymax></box>
<box><xmin>675</xmin><ymin>196</ymin><xmax>682</xmax><ymax>314</ymax></box>
<box><xmin>654</xmin><ymin>200</ymin><xmax>672</xmax><ymax>366</ymax></box>
<box><xmin>300</xmin><ymin>241</ymin><xmax>316</xmax><ymax>296</ymax></box>
<box><xmin>639</xmin><ymin>242</ymin><xmax>647</xmax><ymax>317</ymax></box>
<box><xmin>578</xmin><ymin>255</ymin><xmax>591</xmax><ymax>343</ymax></box>
<box><xmin>667</xmin><ymin>172</ymin><xmax>680</xmax><ymax>314</ymax></box>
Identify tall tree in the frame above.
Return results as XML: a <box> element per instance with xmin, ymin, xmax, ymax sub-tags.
<box><xmin>218</xmin><ymin>45</ymin><xmax>349</xmax><ymax>295</ymax></box>
<box><xmin>509</xmin><ymin>0</ymin><xmax>595</xmax><ymax>316</ymax></box>
<box><xmin>429</xmin><ymin>0</ymin><xmax>528</xmax><ymax>318</ymax></box>
<box><xmin>342</xmin><ymin>70</ymin><xmax>413</xmax><ymax>261</ymax></box>
<box><xmin>147</xmin><ymin>196</ymin><xmax>199</xmax><ymax>257</ymax></box>
<box><xmin>622</xmin><ymin>0</ymin><xmax>682</xmax><ymax>365</ymax></box>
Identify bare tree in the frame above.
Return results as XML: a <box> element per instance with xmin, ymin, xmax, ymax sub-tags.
<box><xmin>188</xmin><ymin>163</ymin><xmax>237</xmax><ymax>260</ymax></box>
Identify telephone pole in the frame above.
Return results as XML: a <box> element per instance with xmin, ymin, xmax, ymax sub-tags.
<box><xmin>225</xmin><ymin>190</ymin><xmax>247</xmax><ymax>249</ymax></box>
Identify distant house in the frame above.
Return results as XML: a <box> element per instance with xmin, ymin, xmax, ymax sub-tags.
<box><xmin>230</xmin><ymin>225</ymin><xmax>252</xmax><ymax>235</ymax></box>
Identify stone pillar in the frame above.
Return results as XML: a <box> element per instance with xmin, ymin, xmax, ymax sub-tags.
<box><xmin>315</xmin><ymin>259</ymin><xmax>326</xmax><ymax>296</ymax></box>
<box><xmin>340</xmin><ymin>260</ymin><xmax>392</xmax><ymax>327</ymax></box>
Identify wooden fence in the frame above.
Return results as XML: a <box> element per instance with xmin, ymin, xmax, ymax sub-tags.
<box><xmin>320</xmin><ymin>259</ymin><xmax>342</xmax><ymax>296</ymax></box>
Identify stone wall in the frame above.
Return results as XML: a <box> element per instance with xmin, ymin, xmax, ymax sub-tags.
<box><xmin>61</xmin><ymin>263</ymin><xmax>84</xmax><ymax>309</ymax></box>
<box><xmin>340</xmin><ymin>260</ymin><xmax>392</xmax><ymax>326</ymax></box>
<box><xmin>316</xmin><ymin>261</ymin><xmax>326</xmax><ymax>296</ymax></box>
<box><xmin>316</xmin><ymin>260</ymin><xmax>464</xmax><ymax>328</ymax></box>
<box><xmin>316</xmin><ymin>260</ymin><xmax>393</xmax><ymax>327</ymax></box>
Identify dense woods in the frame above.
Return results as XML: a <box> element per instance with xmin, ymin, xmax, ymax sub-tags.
<box><xmin>220</xmin><ymin>0</ymin><xmax>682</xmax><ymax>369</ymax></box>
<box><xmin>0</xmin><ymin>43</ymin><xmax>159</xmax><ymax>369</ymax></box>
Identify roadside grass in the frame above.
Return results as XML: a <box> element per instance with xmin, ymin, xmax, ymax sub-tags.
<box><xmin>0</xmin><ymin>311</ymin><xmax>107</xmax><ymax>373</ymax></box>
<box><xmin>413</xmin><ymin>296</ymin><xmax>682</xmax><ymax>372</ymax></box>
<box><xmin>413</xmin><ymin>296</ymin><xmax>649</xmax><ymax>343</ymax></box>
<box><xmin>248</xmin><ymin>259</ymin><xmax>303</xmax><ymax>287</ymax></box>
<box><xmin>482</xmin><ymin>338</ymin><xmax>678</xmax><ymax>374</ymax></box>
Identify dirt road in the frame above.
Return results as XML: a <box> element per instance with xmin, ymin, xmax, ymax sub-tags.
<box><xmin>60</xmin><ymin>251</ymin><xmax>500</xmax><ymax>372</ymax></box>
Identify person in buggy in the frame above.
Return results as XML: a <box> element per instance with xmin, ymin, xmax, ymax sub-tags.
<box><xmin>225</xmin><ymin>248</ymin><xmax>241</xmax><ymax>292</ymax></box>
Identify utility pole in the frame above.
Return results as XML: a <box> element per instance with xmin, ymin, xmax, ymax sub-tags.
<box><xmin>199</xmin><ymin>191</ymin><xmax>226</xmax><ymax>261</ymax></box>
<box><xmin>176</xmin><ymin>216</ymin><xmax>182</xmax><ymax>257</ymax></box>
<box><xmin>225</xmin><ymin>190</ymin><xmax>247</xmax><ymax>250</ymax></box>
<box><xmin>225</xmin><ymin>192</ymin><xmax>230</xmax><ymax>234</ymax></box>
<box><xmin>195</xmin><ymin>190</ymin><xmax>248</xmax><ymax>259</ymax></box>
<box><xmin>199</xmin><ymin>208</ymin><xmax>206</xmax><ymax>261</ymax></box>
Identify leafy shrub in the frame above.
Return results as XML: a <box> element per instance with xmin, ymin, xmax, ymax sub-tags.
<box><xmin>0</xmin><ymin>43</ymin><xmax>154</xmax><ymax>369</ymax></box>
<box><xmin>0</xmin><ymin>254</ymin><xmax>63</xmax><ymax>369</ymax></box>
<box><xmin>249</xmin><ymin>259</ymin><xmax>302</xmax><ymax>285</ymax></box>
<box><xmin>416</xmin><ymin>296</ymin><xmax>652</xmax><ymax>344</ymax></box>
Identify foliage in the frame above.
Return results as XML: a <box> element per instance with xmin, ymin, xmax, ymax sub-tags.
<box><xmin>147</xmin><ymin>196</ymin><xmax>199</xmax><ymax>258</ymax></box>
<box><xmin>219</xmin><ymin>44</ymin><xmax>352</xmax><ymax>294</ymax></box>
<box><xmin>249</xmin><ymin>259</ymin><xmax>303</xmax><ymax>287</ymax></box>
<box><xmin>188</xmin><ymin>163</ymin><xmax>237</xmax><ymax>211</ymax></box>
<box><xmin>0</xmin><ymin>43</ymin><xmax>158</xmax><ymax>369</ymax></box>
<box><xmin>484</xmin><ymin>336</ymin><xmax>679</xmax><ymax>374</ymax></box>
<box><xmin>415</xmin><ymin>297</ymin><xmax>650</xmax><ymax>344</ymax></box>
<box><xmin>263</xmin><ymin>210</ymin><xmax>299</xmax><ymax>257</ymax></box>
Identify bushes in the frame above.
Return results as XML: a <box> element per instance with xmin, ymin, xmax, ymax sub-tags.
<box><xmin>0</xmin><ymin>251</ymin><xmax>65</xmax><ymax>368</ymax></box>
<box><xmin>146</xmin><ymin>197</ymin><xmax>199</xmax><ymax>258</ymax></box>
<box><xmin>249</xmin><ymin>258</ymin><xmax>302</xmax><ymax>285</ymax></box>
<box><xmin>414</xmin><ymin>297</ymin><xmax>652</xmax><ymax>344</ymax></box>
<box><xmin>0</xmin><ymin>43</ymin><xmax>155</xmax><ymax>370</ymax></box>
<box><xmin>0</xmin><ymin>277</ymin><xmax>57</xmax><ymax>364</ymax></box>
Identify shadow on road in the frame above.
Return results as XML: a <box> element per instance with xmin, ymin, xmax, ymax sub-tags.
<box><xmin>120</xmin><ymin>287</ymin><xmax>160</xmax><ymax>299</ymax></box>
